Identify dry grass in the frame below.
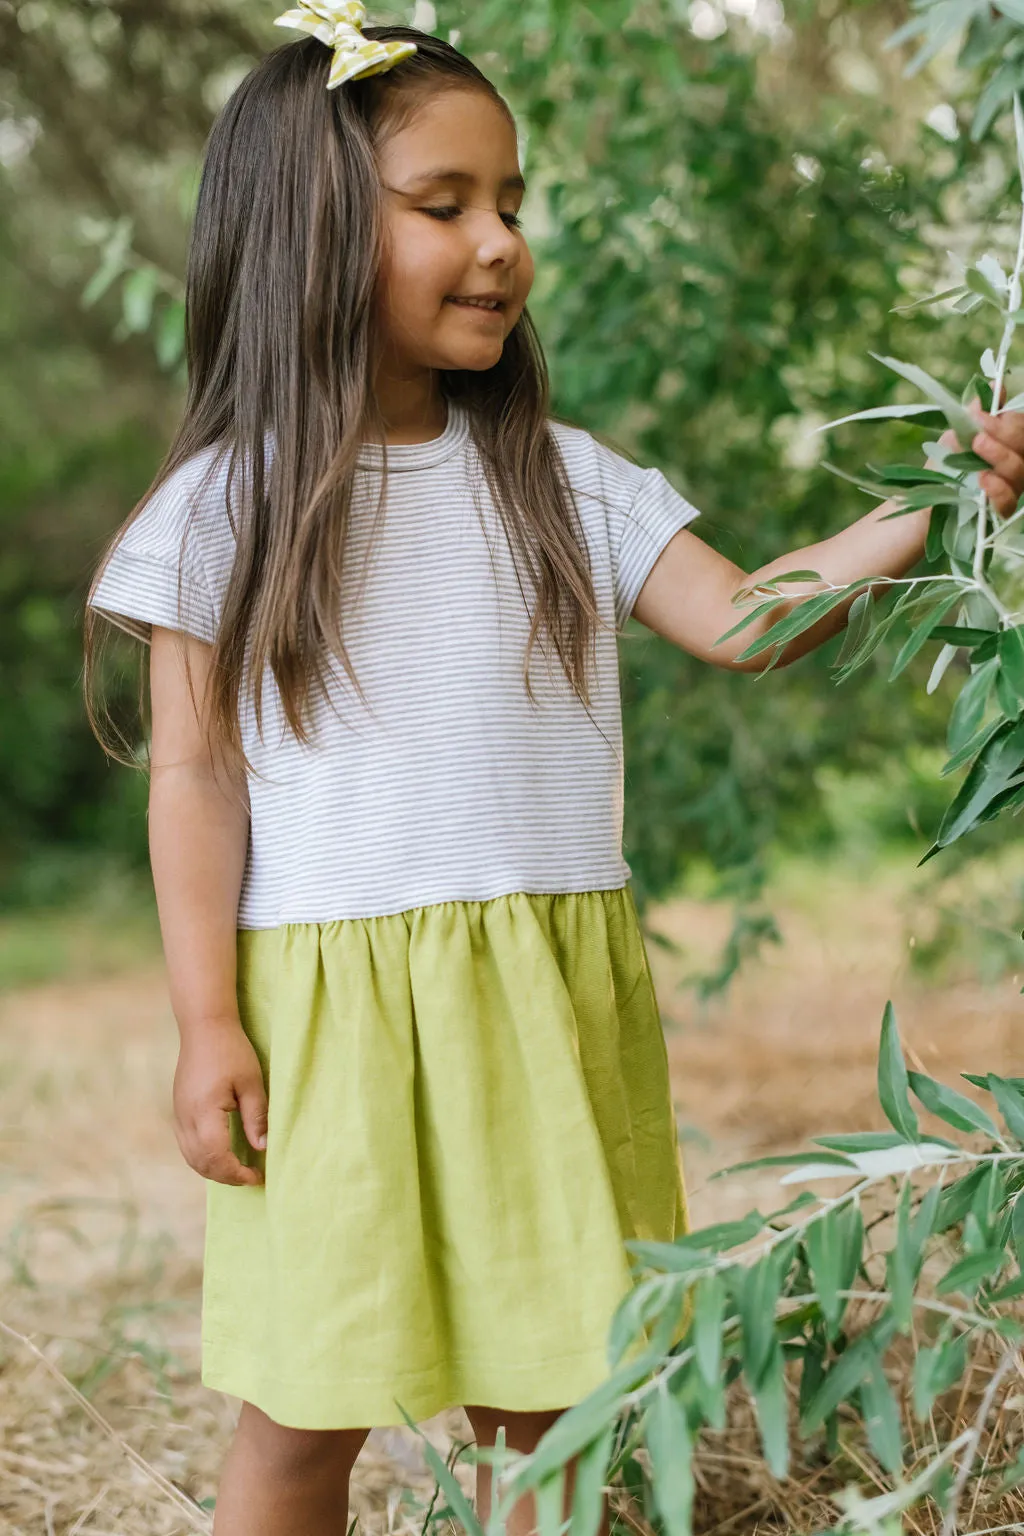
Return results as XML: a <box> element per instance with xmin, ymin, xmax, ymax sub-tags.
<box><xmin>671</xmin><ymin>1205</ymin><xmax>1024</xmax><ymax>1536</ymax></box>
<box><xmin>2</xmin><ymin>857</ymin><xmax>1023</xmax><ymax>1532</ymax></box>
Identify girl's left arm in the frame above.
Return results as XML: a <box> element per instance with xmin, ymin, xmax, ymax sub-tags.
<box><xmin>633</xmin><ymin>409</ymin><xmax>1024</xmax><ymax>670</ymax></box>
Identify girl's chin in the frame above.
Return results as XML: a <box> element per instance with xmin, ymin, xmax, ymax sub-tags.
<box><xmin>436</xmin><ymin>341</ymin><xmax>507</xmax><ymax>372</ymax></box>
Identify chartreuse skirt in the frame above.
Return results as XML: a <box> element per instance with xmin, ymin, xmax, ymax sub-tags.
<box><xmin>201</xmin><ymin>886</ymin><xmax>688</xmax><ymax>1430</ymax></box>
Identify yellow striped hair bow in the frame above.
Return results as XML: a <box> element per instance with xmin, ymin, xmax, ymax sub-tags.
<box><xmin>273</xmin><ymin>1</ymin><xmax>417</xmax><ymax>90</ymax></box>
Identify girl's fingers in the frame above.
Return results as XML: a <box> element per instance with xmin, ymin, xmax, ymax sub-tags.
<box><xmin>974</xmin><ymin>401</ymin><xmax>1024</xmax><ymax>448</ymax></box>
<box><xmin>203</xmin><ymin>1148</ymin><xmax>263</xmax><ymax>1185</ymax></box>
<box><xmin>237</xmin><ymin>1083</ymin><xmax>269</xmax><ymax>1152</ymax></box>
<box><xmin>974</xmin><ymin>429</ymin><xmax>1024</xmax><ymax>518</ymax></box>
<box><xmin>176</xmin><ymin>1115</ymin><xmax>265</xmax><ymax>1186</ymax></box>
<box><xmin>976</xmin><ymin>418</ymin><xmax>1024</xmax><ymax>462</ymax></box>
<box><xmin>980</xmin><ymin>472</ymin><xmax>1019</xmax><ymax>519</ymax></box>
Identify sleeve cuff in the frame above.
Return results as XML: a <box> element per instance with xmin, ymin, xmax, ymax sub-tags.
<box><xmin>88</xmin><ymin>548</ymin><xmax>217</xmax><ymax>645</ymax></box>
<box><xmin>616</xmin><ymin>469</ymin><xmax>701</xmax><ymax>631</ymax></box>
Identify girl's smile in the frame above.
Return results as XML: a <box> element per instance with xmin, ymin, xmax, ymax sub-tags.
<box><xmin>444</xmin><ymin>293</ymin><xmax>509</xmax><ymax>316</ymax></box>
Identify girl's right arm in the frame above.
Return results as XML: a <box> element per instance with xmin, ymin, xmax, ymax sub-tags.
<box><xmin>149</xmin><ymin>625</ymin><xmax>267</xmax><ymax>1188</ymax></box>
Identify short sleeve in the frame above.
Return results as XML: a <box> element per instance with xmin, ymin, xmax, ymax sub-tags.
<box><xmin>549</xmin><ymin>423</ymin><xmax>702</xmax><ymax>632</ymax></box>
<box><xmin>88</xmin><ymin>446</ymin><xmax>235</xmax><ymax>645</ymax></box>
<box><xmin>612</xmin><ymin>466</ymin><xmax>701</xmax><ymax>631</ymax></box>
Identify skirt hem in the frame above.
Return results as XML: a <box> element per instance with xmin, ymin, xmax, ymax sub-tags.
<box><xmin>201</xmin><ymin>1346</ymin><xmax>614</xmax><ymax>1430</ymax></box>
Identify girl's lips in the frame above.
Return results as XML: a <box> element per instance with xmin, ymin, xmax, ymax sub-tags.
<box><xmin>445</xmin><ymin>296</ymin><xmax>506</xmax><ymax>317</ymax></box>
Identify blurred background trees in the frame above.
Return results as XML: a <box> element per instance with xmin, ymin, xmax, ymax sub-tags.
<box><xmin>0</xmin><ymin>0</ymin><xmax>1016</xmax><ymax>974</ymax></box>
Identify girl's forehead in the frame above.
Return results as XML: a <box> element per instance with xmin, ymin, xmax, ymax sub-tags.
<box><xmin>377</xmin><ymin>90</ymin><xmax>521</xmax><ymax>184</ymax></box>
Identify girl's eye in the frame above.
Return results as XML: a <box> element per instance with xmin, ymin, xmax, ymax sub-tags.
<box><xmin>420</xmin><ymin>206</ymin><xmax>523</xmax><ymax>230</ymax></box>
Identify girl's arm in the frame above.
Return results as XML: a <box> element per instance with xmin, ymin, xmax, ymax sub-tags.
<box><xmin>149</xmin><ymin>625</ymin><xmax>267</xmax><ymax>1187</ymax></box>
<box><xmin>633</xmin><ymin>409</ymin><xmax>1024</xmax><ymax>670</ymax></box>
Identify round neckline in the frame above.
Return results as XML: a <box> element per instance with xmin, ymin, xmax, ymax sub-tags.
<box><xmin>356</xmin><ymin>403</ymin><xmax>470</xmax><ymax>472</ymax></box>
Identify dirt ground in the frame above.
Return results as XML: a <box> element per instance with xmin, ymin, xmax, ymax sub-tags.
<box><xmin>1</xmin><ymin>861</ymin><xmax>1021</xmax><ymax>1533</ymax></box>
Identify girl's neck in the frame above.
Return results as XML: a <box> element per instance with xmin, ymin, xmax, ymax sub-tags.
<box><xmin>372</xmin><ymin>369</ymin><xmax>447</xmax><ymax>446</ymax></box>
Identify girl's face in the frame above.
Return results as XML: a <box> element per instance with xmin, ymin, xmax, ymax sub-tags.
<box><xmin>375</xmin><ymin>88</ymin><xmax>534</xmax><ymax>379</ymax></box>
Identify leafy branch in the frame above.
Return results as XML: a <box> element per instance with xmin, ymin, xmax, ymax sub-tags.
<box><xmin>79</xmin><ymin>214</ymin><xmax>186</xmax><ymax>372</ymax></box>
<box><xmin>722</xmin><ymin>55</ymin><xmax>1024</xmax><ymax>861</ymax></box>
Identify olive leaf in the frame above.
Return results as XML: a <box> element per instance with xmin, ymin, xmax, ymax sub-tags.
<box><xmin>878</xmin><ymin>1002</ymin><xmax>919</xmax><ymax>1142</ymax></box>
<box><xmin>869</xmin><ymin>354</ymin><xmax>979</xmax><ymax>444</ymax></box>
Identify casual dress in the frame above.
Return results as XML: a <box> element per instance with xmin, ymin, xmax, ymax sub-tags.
<box><xmin>88</xmin><ymin>404</ymin><xmax>701</xmax><ymax>1429</ymax></box>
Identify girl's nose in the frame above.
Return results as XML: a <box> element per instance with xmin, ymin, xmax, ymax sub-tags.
<box><xmin>474</xmin><ymin>211</ymin><xmax>521</xmax><ymax>267</ymax></box>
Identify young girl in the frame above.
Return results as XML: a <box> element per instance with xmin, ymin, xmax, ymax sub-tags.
<box><xmin>85</xmin><ymin>5</ymin><xmax>1024</xmax><ymax>1533</ymax></box>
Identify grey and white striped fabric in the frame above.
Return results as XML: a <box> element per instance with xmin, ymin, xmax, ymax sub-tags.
<box><xmin>89</xmin><ymin>407</ymin><xmax>700</xmax><ymax>927</ymax></box>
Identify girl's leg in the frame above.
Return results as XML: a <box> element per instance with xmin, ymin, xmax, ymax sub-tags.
<box><xmin>212</xmin><ymin>1400</ymin><xmax>369</xmax><ymax>1536</ymax></box>
<box><xmin>464</xmin><ymin>1405</ymin><xmax>608</xmax><ymax>1536</ymax></box>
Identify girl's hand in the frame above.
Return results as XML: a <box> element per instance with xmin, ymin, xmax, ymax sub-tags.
<box><xmin>964</xmin><ymin>404</ymin><xmax>1024</xmax><ymax>518</ymax></box>
<box><xmin>172</xmin><ymin>1019</ymin><xmax>269</xmax><ymax>1187</ymax></box>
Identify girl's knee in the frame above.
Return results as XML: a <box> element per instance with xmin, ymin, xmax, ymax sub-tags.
<box><xmin>237</xmin><ymin>1401</ymin><xmax>367</xmax><ymax>1477</ymax></box>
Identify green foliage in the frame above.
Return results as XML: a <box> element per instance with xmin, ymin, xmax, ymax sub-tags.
<box><xmin>407</xmin><ymin>1002</ymin><xmax>1024</xmax><ymax>1534</ymax></box>
<box><xmin>646</xmin><ymin>1389</ymin><xmax>694</xmax><ymax>1536</ymax></box>
<box><xmin>0</xmin><ymin>426</ymin><xmax>156</xmax><ymax>902</ymax></box>
<box><xmin>79</xmin><ymin>216</ymin><xmax>186</xmax><ymax>374</ymax></box>
<box><xmin>878</xmin><ymin>998</ymin><xmax>920</xmax><ymax>1139</ymax></box>
<box><xmin>725</xmin><ymin>70</ymin><xmax>1024</xmax><ymax>869</ymax></box>
<box><xmin>0</xmin><ymin>1</ymin><xmax>249</xmax><ymax>902</ymax></box>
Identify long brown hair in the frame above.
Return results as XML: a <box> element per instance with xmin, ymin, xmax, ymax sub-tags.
<box><xmin>84</xmin><ymin>26</ymin><xmax>605</xmax><ymax>765</ymax></box>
